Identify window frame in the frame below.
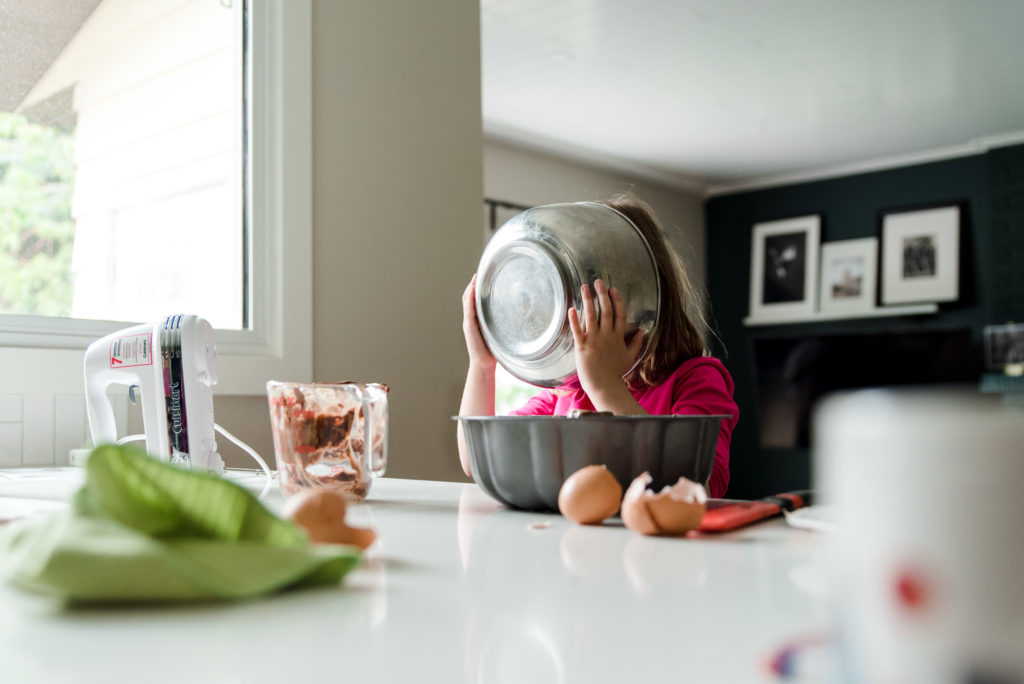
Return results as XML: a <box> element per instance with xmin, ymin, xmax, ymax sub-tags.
<box><xmin>0</xmin><ymin>0</ymin><xmax>312</xmax><ymax>395</ymax></box>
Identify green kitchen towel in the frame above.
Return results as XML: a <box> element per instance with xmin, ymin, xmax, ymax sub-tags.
<box><xmin>0</xmin><ymin>444</ymin><xmax>360</xmax><ymax>603</ymax></box>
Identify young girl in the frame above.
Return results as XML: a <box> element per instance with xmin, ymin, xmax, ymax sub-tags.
<box><xmin>458</xmin><ymin>193</ymin><xmax>738</xmax><ymax>498</ymax></box>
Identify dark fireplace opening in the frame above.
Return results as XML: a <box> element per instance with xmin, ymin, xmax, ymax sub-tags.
<box><xmin>752</xmin><ymin>328</ymin><xmax>979</xmax><ymax>449</ymax></box>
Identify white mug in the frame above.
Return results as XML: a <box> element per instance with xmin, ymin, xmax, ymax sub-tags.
<box><xmin>814</xmin><ymin>387</ymin><xmax>1024</xmax><ymax>683</ymax></box>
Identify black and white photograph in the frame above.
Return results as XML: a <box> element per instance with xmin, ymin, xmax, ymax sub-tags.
<box><xmin>819</xmin><ymin>237</ymin><xmax>878</xmax><ymax>314</ymax></box>
<box><xmin>762</xmin><ymin>232</ymin><xmax>807</xmax><ymax>304</ymax></box>
<box><xmin>902</xmin><ymin>235</ymin><xmax>937</xmax><ymax>278</ymax></box>
<box><xmin>748</xmin><ymin>215</ymin><xmax>820</xmax><ymax>321</ymax></box>
<box><xmin>881</xmin><ymin>205</ymin><xmax>961</xmax><ymax>305</ymax></box>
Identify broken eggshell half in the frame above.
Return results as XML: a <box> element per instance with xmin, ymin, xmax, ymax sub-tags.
<box><xmin>620</xmin><ymin>472</ymin><xmax>707</xmax><ymax>536</ymax></box>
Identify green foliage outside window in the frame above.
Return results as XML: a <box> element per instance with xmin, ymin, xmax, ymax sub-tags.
<box><xmin>0</xmin><ymin>112</ymin><xmax>75</xmax><ymax>316</ymax></box>
<box><xmin>494</xmin><ymin>368</ymin><xmax>537</xmax><ymax>415</ymax></box>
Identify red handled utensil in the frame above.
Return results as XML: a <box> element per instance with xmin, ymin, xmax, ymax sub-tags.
<box><xmin>697</xmin><ymin>491</ymin><xmax>813</xmax><ymax>532</ymax></box>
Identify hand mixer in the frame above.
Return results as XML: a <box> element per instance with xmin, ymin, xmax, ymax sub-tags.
<box><xmin>84</xmin><ymin>314</ymin><xmax>224</xmax><ymax>472</ymax></box>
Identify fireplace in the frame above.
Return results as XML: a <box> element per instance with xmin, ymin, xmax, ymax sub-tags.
<box><xmin>751</xmin><ymin>327</ymin><xmax>979</xmax><ymax>449</ymax></box>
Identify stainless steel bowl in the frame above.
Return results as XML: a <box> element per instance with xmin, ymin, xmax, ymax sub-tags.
<box><xmin>475</xmin><ymin>202</ymin><xmax>660</xmax><ymax>388</ymax></box>
<box><xmin>456</xmin><ymin>413</ymin><xmax>725</xmax><ymax>511</ymax></box>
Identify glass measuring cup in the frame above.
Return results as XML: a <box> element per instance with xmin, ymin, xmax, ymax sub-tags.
<box><xmin>266</xmin><ymin>381</ymin><xmax>388</xmax><ymax>500</ymax></box>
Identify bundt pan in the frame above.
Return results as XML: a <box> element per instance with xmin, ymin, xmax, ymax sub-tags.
<box><xmin>456</xmin><ymin>412</ymin><xmax>727</xmax><ymax>511</ymax></box>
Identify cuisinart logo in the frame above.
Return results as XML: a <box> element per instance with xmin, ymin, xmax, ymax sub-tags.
<box><xmin>168</xmin><ymin>381</ymin><xmax>184</xmax><ymax>435</ymax></box>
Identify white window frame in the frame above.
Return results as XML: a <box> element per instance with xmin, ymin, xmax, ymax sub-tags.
<box><xmin>0</xmin><ymin>0</ymin><xmax>312</xmax><ymax>396</ymax></box>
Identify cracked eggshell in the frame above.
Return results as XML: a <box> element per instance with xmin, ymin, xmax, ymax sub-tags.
<box><xmin>621</xmin><ymin>473</ymin><xmax>707</xmax><ymax>536</ymax></box>
<box><xmin>620</xmin><ymin>473</ymin><xmax>659</xmax><ymax>535</ymax></box>
<box><xmin>558</xmin><ymin>464</ymin><xmax>623</xmax><ymax>524</ymax></box>
<box><xmin>284</xmin><ymin>487</ymin><xmax>377</xmax><ymax>550</ymax></box>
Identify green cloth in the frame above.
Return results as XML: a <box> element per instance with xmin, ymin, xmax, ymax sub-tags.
<box><xmin>0</xmin><ymin>444</ymin><xmax>360</xmax><ymax>603</ymax></box>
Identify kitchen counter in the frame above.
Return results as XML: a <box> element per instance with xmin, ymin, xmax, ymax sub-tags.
<box><xmin>0</xmin><ymin>471</ymin><xmax>831</xmax><ymax>683</ymax></box>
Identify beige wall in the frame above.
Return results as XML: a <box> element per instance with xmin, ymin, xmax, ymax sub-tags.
<box><xmin>216</xmin><ymin>0</ymin><xmax>482</xmax><ymax>483</ymax></box>
<box><xmin>214</xmin><ymin>4</ymin><xmax>708</xmax><ymax>484</ymax></box>
<box><xmin>483</xmin><ymin>141</ymin><xmax>706</xmax><ymax>290</ymax></box>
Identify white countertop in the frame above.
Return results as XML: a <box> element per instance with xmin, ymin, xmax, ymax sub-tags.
<box><xmin>0</xmin><ymin>471</ymin><xmax>832</xmax><ymax>683</ymax></box>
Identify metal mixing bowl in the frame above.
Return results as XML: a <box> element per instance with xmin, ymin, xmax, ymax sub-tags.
<box><xmin>456</xmin><ymin>413</ymin><xmax>726</xmax><ymax>511</ymax></box>
<box><xmin>475</xmin><ymin>202</ymin><xmax>660</xmax><ymax>388</ymax></box>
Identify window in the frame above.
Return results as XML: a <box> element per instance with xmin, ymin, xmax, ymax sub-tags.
<box><xmin>0</xmin><ymin>0</ymin><xmax>311</xmax><ymax>394</ymax></box>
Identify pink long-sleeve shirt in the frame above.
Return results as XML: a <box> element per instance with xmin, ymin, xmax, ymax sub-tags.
<box><xmin>508</xmin><ymin>356</ymin><xmax>739</xmax><ymax>497</ymax></box>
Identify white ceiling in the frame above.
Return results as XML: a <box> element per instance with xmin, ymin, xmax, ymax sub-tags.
<box><xmin>481</xmin><ymin>0</ymin><xmax>1024</xmax><ymax>194</ymax></box>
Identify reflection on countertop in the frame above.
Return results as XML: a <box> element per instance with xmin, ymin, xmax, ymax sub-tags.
<box><xmin>0</xmin><ymin>474</ymin><xmax>829</xmax><ymax>684</ymax></box>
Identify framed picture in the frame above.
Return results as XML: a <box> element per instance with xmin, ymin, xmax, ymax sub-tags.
<box><xmin>819</xmin><ymin>237</ymin><xmax>878</xmax><ymax>314</ymax></box>
<box><xmin>880</xmin><ymin>204</ymin><xmax>961</xmax><ymax>305</ymax></box>
<box><xmin>483</xmin><ymin>198</ymin><xmax>531</xmax><ymax>232</ymax></box>
<box><xmin>983</xmin><ymin>322</ymin><xmax>1024</xmax><ymax>372</ymax></box>
<box><xmin>748</xmin><ymin>215</ymin><xmax>821</xmax><ymax>320</ymax></box>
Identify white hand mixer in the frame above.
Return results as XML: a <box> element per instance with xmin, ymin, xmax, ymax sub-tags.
<box><xmin>83</xmin><ymin>314</ymin><xmax>271</xmax><ymax>488</ymax></box>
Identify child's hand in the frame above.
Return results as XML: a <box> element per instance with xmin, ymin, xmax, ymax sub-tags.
<box><xmin>462</xmin><ymin>274</ymin><xmax>496</xmax><ymax>370</ymax></box>
<box><xmin>568</xmin><ymin>279</ymin><xmax>645</xmax><ymax>401</ymax></box>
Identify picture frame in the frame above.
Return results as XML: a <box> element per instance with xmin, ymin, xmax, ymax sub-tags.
<box><xmin>483</xmin><ymin>198</ymin><xmax>531</xmax><ymax>232</ymax></box>
<box><xmin>748</xmin><ymin>215</ymin><xmax>821</xmax><ymax>320</ymax></box>
<box><xmin>983</xmin><ymin>322</ymin><xmax>1024</xmax><ymax>372</ymax></box>
<box><xmin>880</xmin><ymin>204</ymin><xmax>961</xmax><ymax>305</ymax></box>
<box><xmin>818</xmin><ymin>237</ymin><xmax>878</xmax><ymax>314</ymax></box>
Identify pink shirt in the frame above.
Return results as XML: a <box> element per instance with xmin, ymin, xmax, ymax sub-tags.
<box><xmin>509</xmin><ymin>356</ymin><xmax>739</xmax><ymax>497</ymax></box>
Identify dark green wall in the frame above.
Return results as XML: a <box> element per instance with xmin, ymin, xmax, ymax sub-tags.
<box><xmin>705</xmin><ymin>143</ymin><xmax>1024</xmax><ymax>499</ymax></box>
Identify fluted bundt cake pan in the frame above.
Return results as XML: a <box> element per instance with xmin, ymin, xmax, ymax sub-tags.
<box><xmin>455</xmin><ymin>412</ymin><xmax>726</xmax><ymax>511</ymax></box>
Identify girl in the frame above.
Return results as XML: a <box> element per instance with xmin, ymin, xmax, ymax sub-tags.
<box><xmin>458</xmin><ymin>193</ymin><xmax>738</xmax><ymax>498</ymax></box>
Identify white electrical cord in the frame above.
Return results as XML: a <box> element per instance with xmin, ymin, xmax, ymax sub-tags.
<box><xmin>115</xmin><ymin>427</ymin><xmax>274</xmax><ymax>499</ymax></box>
<box><xmin>214</xmin><ymin>422</ymin><xmax>274</xmax><ymax>499</ymax></box>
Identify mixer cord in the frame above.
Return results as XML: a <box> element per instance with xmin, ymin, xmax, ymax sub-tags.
<box><xmin>116</xmin><ymin>425</ymin><xmax>274</xmax><ymax>499</ymax></box>
<box><xmin>213</xmin><ymin>423</ymin><xmax>274</xmax><ymax>499</ymax></box>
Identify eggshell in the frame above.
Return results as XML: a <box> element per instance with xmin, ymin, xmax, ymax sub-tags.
<box><xmin>647</xmin><ymin>489</ymin><xmax>706</xmax><ymax>533</ymax></box>
<box><xmin>284</xmin><ymin>488</ymin><xmax>377</xmax><ymax>550</ymax></box>
<box><xmin>621</xmin><ymin>472</ymin><xmax>707</xmax><ymax>536</ymax></box>
<box><xmin>620</xmin><ymin>472</ymin><xmax>660</xmax><ymax>535</ymax></box>
<box><xmin>558</xmin><ymin>464</ymin><xmax>623</xmax><ymax>524</ymax></box>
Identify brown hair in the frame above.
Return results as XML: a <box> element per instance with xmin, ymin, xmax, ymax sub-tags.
<box><xmin>598</xmin><ymin>193</ymin><xmax>712</xmax><ymax>386</ymax></box>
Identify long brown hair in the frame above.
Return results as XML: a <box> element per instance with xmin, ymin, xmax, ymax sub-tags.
<box><xmin>598</xmin><ymin>193</ymin><xmax>712</xmax><ymax>386</ymax></box>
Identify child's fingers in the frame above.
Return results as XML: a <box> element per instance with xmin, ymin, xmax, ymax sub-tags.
<box><xmin>594</xmin><ymin>279</ymin><xmax>614</xmax><ymax>330</ymax></box>
<box><xmin>609</xmin><ymin>285</ymin><xmax>627</xmax><ymax>334</ymax></box>
<box><xmin>580</xmin><ymin>283</ymin><xmax>597</xmax><ymax>332</ymax></box>
<box><xmin>567</xmin><ymin>306</ymin><xmax>584</xmax><ymax>345</ymax></box>
<box><xmin>462</xmin><ymin>277</ymin><xmax>476</xmax><ymax>318</ymax></box>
